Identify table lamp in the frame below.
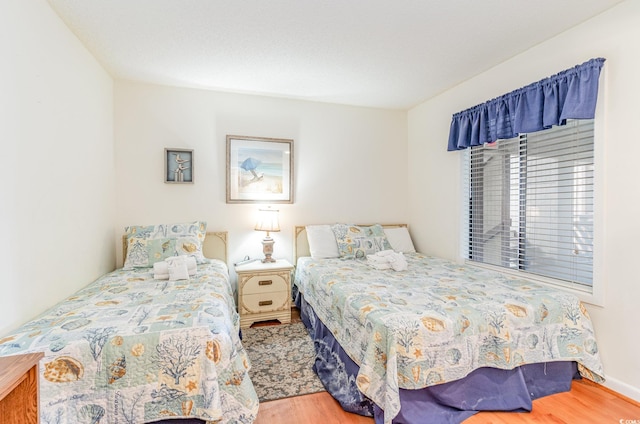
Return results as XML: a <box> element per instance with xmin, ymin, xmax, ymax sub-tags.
<box><xmin>255</xmin><ymin>208</ymin><xmax>280</xmax><ymax>263</ymax></box>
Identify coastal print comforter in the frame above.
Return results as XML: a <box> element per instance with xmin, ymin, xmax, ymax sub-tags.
<box><xmin>294</xmin><ymin>253</ymin><xmax>604</xmax><ymax>424</ymax></box>
<box><xmin>0</xmin><ymin>260</ymin><xmax>258</xmax><ymax>424</ymax></box>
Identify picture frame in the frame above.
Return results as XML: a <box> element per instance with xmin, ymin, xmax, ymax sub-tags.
<box><xmin>226</xmin><ymin>135</ymin><xmax>294</xmax><ymax>203</ymax></box>
<box><xmin>165</xmin><ymin>148</ymin><xmax>194</xmax><ymax>184</ymax></box>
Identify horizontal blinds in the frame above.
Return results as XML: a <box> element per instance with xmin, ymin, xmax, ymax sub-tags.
<box><xmin>465</xmin><ymin>119</ymin><xmax>594</xmax><ymax>286</ymax></box>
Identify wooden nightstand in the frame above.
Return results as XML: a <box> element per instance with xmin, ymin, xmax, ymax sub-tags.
<box><xmin>235</xmin><ymin>259</ymin><xmax>294</xmax><ymax>328</ymax></box>
<box><xmin>0</xmin><ymin>352</ymin><xmax>44</xmax><ymax>424</ymax></box>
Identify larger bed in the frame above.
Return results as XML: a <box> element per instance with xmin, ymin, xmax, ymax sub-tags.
<box><xmin>0</xmin><ymin>223</ymin><xmax>258</xmax><ymax>424</ymax></box>
<box><xmin>293</xmin><ymin>223</ymin><xmax>605</xmax><ymax>424</ymax></box>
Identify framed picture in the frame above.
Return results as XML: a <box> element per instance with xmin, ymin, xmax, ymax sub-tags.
<box><xmin>226</xmin><ymin>135</ymin><xmax>294</xmax><ymax>203</ymax></box>
<box><xmin>165</xmin><ymin>148</ymin><xmax>193</xmax><ymax>184</ymax></box>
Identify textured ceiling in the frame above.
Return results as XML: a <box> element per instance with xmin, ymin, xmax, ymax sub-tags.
<box><xmin>47</xmin><ymin>0</ymin><xmax>622</xmax><ymax>110</ymax></box>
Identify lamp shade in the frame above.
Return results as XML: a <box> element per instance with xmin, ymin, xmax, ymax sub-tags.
<box><xmin>255</xmin><ymin>208</ymin><xmax>280</xmax><ymax>233</ymax></box>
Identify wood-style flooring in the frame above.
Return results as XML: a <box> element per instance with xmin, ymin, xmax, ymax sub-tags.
<box><xmin>255</xmin><ymin>379</ymin><xmax>640</xmax><ymax>424</ymax></box>
<box><xmin>253</xmin><ymin>309</ymin><xmax>640</xmax><ymax>423</ymax></box>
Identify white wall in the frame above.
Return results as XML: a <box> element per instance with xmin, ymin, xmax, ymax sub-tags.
<box><xmin>408</xmin><ymin>0</ymin><xmax>640</xmax><ymax>401</ymax></box>
<box><xmin>0</xmin><ymin>0</ymin><xmax>115</xmax><ymax>335</ymax></box>
<box><xmin>114</xmin><ymin>81</ymin><xmax>408</xmax><ymax>271</ymax></box>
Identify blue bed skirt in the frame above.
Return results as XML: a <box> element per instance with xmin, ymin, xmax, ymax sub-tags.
<box><xmin>295</xmin><ymin>291</ymin><xmax>579</xmax><ymax>424</ymax></box>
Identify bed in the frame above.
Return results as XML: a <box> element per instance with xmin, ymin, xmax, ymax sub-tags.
<box><xmin>293</xmin><ymin>223</ymin><xmax>605</xmax><ymax>424</ymax></box>
<box><xmin>0</xmin><ymin>222</ymin><xmax>258</xmax><ymax>424</ymax></box>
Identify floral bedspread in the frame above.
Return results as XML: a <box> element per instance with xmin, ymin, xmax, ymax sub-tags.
<box><xmin>0</xmin><ymin>260</ymin><xmax>258</xmax><ymax>424</ymax></box>
<box><xmin>294</xmin><ymin>253</ymin><xmax>604</xmax><ymax>424</ymax></box>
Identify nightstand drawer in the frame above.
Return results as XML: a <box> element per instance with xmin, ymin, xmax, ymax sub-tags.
<box><xmin>242</xmin><ymin>273</ymin><xmax>288</xmax><ymax>295</ymax></box>
<box><xmin>241</xmin><ymin>290</ymin><xmax>288</xmax><ymax>313</ymax></box>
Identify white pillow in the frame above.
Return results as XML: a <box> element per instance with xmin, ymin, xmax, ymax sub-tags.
<box><xmin>384</xmin><ymin>227</ymin><xmax>416</xmax><ymax>253</ymax></box>
<box><xmin>306</xmin><ymin>225</ymin><xmax>340</xmax><ymax>259</ymax></box>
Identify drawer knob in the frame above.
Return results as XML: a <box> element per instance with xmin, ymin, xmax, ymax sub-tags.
<box><xmin>258</xmin><ymin>280</ymin><xmax>273</xmax><ymax>286</ymax></box>
<box><xmin>258</xmin><ymin>300</ymin><xmax>273</xmax><ymax>306</ymax></box>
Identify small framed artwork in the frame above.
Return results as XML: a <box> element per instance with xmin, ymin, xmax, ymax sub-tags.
<box><xmin>226</xmin><ymin>135</ymin><xmax>294</xmax><ymax>203</ymax></box>
<box><xmin>165</xmin><ymin>148</ymin><xmax>194</xmax><ymax>184</ymax></box>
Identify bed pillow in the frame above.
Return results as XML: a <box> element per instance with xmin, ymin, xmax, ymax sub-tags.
<box><xmin>384</xmin><ymin>227</ymin><xmax>416</xmax><ymax>253</ymax></box>
<box><xmin>331</xmin><ymin>224</ymin><xmax>392</xmax><ymax>259</ymax></box>
<box><xmin>123</xmin><ymin>221</ymin><xmax>207</xmax><ymax>268</ymax></box>
<box><xmin>125</xmin><ymin>221</ymin><xmax>207</xmax><ymax>241</ymax></box>
<box><xmin>306</xmin><ymin>225</ymin><xmax>340</xmax><ymax>259</ymax></box>
<box><xmin>124</xmin><ymin>236</ymin><xmax>205</xmax><ymax>268</ymax></box>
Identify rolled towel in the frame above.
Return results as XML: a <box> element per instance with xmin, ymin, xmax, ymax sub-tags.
<box><xmin>164</xmin><ymin>255</ymin><xmax>197</xmax><ymax>270</ymax></box>
<box><xmin>154</xmin><ymin>256</ymin><xmax>197</xmax><ymax>278</ymax></box>
<box><xmin>366</xmin><ymin>255</ymin><xmax>389</xmax><ymax>264</ymax></box>
<box><xmin>366</xmin><ymin>250</ymin><xmax>407</xmax><ymax>271</ymax></box>
<box><xmin>167</xmin><ymin>255</ymin><xmax>190</xmax><ymax>281</ymax></box>
<box><xmin>366</xmin><ymin>259</ymin><xmax>391</xmax><ymax>270</ymax></box>
<box><xmin>367</xmin><ymin>255</ymin><xmax>388</xmax><ymax>263</ymax></box>
<box><xmin>387</xmin><ymin>252</ymin><xmax>408</xmax><ymax>272</ymax></box>
<box><xmin>153</xmin><ymin>261</ymin><xmax>168</xmax><ymax>275</ymax></box>
<box><xmin>367</xmin><ymin>252</ymin><xmax>391</xmax><ymax>270</ymax></box>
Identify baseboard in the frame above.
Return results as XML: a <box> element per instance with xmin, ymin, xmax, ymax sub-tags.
<box><xmin>601</xmin><ymin>375</ymin><xmax>640</xmax><ymax>406</ymax></box>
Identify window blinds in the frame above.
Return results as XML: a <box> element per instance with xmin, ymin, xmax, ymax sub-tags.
<box><xmin>462</xmin><ymin>119</ymin><xmax>594</xmax><ymax>287</ymax></box>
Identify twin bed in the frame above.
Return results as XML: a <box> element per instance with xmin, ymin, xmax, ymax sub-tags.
<box><xmin>0</xmin><ymin>223</ymin><xmax>258</xmax><ymax>424</ymax></box>
<box><xmin>293</xmin><ymin>224</ymin><xmax>605</xmax><ymax>424</ymax></box>
<box><xmin>0</xmin><ymin>221</ymin><xmax>605</xmax><ymax>424</ymax></box>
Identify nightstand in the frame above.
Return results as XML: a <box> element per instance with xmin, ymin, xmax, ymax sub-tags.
<box><xmin>235</xmin><ymin>259</ymin><xmax>294</xmax><ymax>328</ymax></box>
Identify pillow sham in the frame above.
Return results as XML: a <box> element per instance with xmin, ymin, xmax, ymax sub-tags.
<box><xmin>123</xmin><ymin>221</ymin><xmax>207</xmax><ymax>268</ymax></box>
<box><xmin>306</xmin><ymin>224</ymin><xmax>340</xmax><ymax>259</ymax></box>
<box><xmin>124</xmin><ymin>236</ymin><xmax>205</xmax><ymax>268</ymax></box>
<box><xmin>384</xmin><ymin>227</ymin><xmax>416</xmax><ymax>253</ymax></box>
<box><xmin>125</xmin><ymin>221</ymin><xmax>207</xmax><ymax>241</ymax></box>
<box><xmin>331</xmin><ymin>224</ymin><xmax>392</xmax><ymax>259</ymax></box>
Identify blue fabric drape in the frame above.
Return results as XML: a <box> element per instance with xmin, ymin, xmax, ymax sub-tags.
<box><xmin>447</xmin><ymin>58</ymin><xmax>605</xmax><ymax>151</ymax></box>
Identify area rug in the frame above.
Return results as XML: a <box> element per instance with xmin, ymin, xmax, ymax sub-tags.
<box><xmin>242</xmin><ymin>322</ymin><xmax>326</xmax><ymax>402</ymax></box>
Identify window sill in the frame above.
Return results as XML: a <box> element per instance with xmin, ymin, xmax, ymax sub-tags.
<box><xmin>463</xmin><ymin>260</ymin><xmax>604</xmax><ymax>307</ymax></box>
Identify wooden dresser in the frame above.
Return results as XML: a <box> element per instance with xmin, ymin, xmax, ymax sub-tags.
<box><xmin>235</xmin><ymin>259</ymin><xmax>294</xmax><ymax>328</ymax></box>
<box><xmin>0</xmin><ymin>352</ymin><xmax>43</xmax><ymax>424</ymax></box>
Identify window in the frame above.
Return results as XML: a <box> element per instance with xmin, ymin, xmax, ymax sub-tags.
<box><xmin>462</xmin><ymin>119</ymin><xmax>594</xmax><ymax>290</ymax></box>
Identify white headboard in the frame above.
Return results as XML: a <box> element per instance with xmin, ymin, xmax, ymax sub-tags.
<box><xmin>122</xmin><ymin>231</ymin><xmax>228</xmax><ymax>264</ymax></box>
<box><xmin>294</xmin><ymin>224</ymin><xmax>408</xmax><ymax>263</ymax></box>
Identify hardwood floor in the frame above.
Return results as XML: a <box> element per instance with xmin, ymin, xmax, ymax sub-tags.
<box><xmin>467</xmin><ymin>380</ymin><xmax>640</xmax><ymax>423</ymax></box>
<box><xmin>255</xmin><ymin>391</ymin><xmax>373</xmax><ymax>424</ymax></box>
<box><xmin>254</xmin><ymin>308</ymin><xmax>640</xmax><ymax>423</ymax></box>
<box><xmin>255</xmin><ymin>380</ymin><xmax>640</xmax><ymax>423</ymax></box>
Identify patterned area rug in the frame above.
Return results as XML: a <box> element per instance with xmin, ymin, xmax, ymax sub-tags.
<box><xmin>242</xmin><ymin>322</ymin><xmax>326</xmax><ymax>402</ymax></box>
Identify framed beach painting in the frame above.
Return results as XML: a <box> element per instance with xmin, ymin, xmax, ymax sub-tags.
<box><xmin>165</xmin><ymin>148</ymin><xmax>193</xmax><ymax>184</ymax></box>
<box><xmin>226</xmin><ymin>135</ymin><xmax>294</xmax><ymax>203</ymax></box>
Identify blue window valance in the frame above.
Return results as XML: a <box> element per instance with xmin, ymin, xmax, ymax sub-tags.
<box><xmin>447</xmin><ymin>57</ymin><xmax>605</xmax><ymax>151</ymax></box>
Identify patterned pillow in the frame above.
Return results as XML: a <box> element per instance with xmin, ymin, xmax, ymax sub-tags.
<box><xmin>123</xmin><ymin>221</ymin><xmax>207</xmax><ymax>268</ymax></box>
<box><xmin>331</xmin><ymin>224</ymin><xmax>392</xmax><ymax>259</ymax></box>
<box><xmin>125</xmin><ymin>221</ymin><xmax>206</xmax><ymax>241</ymax></box>
<box><xmin>124</xmin><ymin>236</ymin><xmax>205</xmax><ymax>268</ymax></box>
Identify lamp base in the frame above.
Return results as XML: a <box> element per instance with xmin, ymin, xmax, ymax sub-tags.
<box><xmin>261</xmin><ymin>236</ymin><xmax>276</xmax><ymax>263</ymax></box>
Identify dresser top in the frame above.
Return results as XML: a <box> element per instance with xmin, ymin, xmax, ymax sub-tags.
<box><xmin>0</xmin><ymin>352</ymin><xmax>43</xmax><ymax>400</ymax></box>
<box><xmin>234</xmin><ymin>258</ymin><xmax>293</xmax><ymax>273</ymax></box>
